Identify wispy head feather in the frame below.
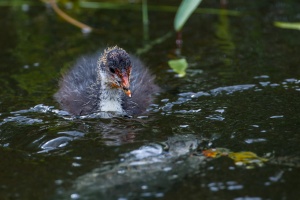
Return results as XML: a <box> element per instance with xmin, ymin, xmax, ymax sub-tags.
<box><xmin>98</xmin><ymin>46</ymin><xmax>124</xmax><ymax>66</ymax></box>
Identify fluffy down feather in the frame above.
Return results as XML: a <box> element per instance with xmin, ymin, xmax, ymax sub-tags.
<box><xmin>54</xmin><ymin>48</ymin><xmax>159</xmax><ymax>116</ymax></box>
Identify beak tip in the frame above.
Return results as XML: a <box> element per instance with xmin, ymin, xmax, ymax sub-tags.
<box><xmin>123</xmin><ymin>89</ymin><xmax>131</xmax><ymax>97</ymax></box>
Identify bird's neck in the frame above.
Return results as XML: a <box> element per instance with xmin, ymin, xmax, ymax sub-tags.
<box><xmin>98</xmin><ymin>71</ymin><xmax>124</xmax><ymax>114</ymax></box>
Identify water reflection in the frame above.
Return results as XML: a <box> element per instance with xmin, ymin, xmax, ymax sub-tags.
<box><xmin>215</xmin><ymin>9</ymin><xmax>235</xmax><ymax>68</ymax></box>
<box><xmin>61</xmin><ymin>134</ymin><xmax>208</xmax><ymax>200</ymax></box>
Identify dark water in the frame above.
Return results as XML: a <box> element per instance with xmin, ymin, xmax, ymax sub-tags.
<box><xmin>0</xmin><ymin>1</ymin><xmax>300</xmax><ymax>199</ymax></box>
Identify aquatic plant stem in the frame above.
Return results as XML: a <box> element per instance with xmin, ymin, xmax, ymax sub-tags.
<box><xmin>142</xmin><ymin>0</ymin><xmax>149</xmax><ymax>41</ymax></box>
<box><xmin>46</xmin><ymin>0</ymin><xmax>92</xmax><ymax>32</ymax></box>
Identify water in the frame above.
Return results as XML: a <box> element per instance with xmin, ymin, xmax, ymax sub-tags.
<box><xmin>0</xmin><ymin>1</ymin><xmax>300</xmax><ymax>199</ymax></box>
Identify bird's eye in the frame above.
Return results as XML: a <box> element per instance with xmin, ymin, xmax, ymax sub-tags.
<box><xmin>109</xmin><ymin>67</ymin><xmax>115</xmax><ymax>73</ymax></box>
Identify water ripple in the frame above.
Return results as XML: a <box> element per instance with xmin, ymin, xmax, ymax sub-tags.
<box><xmin>210</xmin><ymin>84</ymin><xmax>256</xmax><ymax>96</ymax></box>
<box><xmin>38</xmin><ymin>131</ymin><xmax>85</xmax><ymax>153</ymax></box>
<box><xmin>1</xmin><ymin>115</ymin><xmax>43</xmax><ymax>125</ymax></box>
<box><xmin>157</xmin><ymin>78</ymin><xmax>300</xmax><ymax>115</ymax></box>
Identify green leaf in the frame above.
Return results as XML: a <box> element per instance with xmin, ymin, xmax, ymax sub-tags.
<box><xmin>174</xmin><ymin>0</ymin><xmax>202</xmax><ymax>31</ymax></box>
<box><xmin>274</xmin><ymin>21</ymin><xmax>300</xmax><ymax>31</ymax></box>
<box><xmin>168</xmin><ymin>58</ymin><xmax>188</xmax><ymax>77</ymax></box>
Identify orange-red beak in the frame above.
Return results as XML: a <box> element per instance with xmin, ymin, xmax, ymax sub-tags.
<box><xmin>121</xmin><ymin>75</ymin><xmax>131</xmax><ymax>97</ymax></box>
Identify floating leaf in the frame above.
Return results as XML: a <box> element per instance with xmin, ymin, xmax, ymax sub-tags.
<box><xmin>228</xmin><ymin>151</ymin><xmax>268</xmax><ymax>168</ymax></box>
<box><xmin>168</xmin><ymin>58</ymin><xmax>188</xmax><ymax>77</ymax></box>
<box><xmin>203</xmin><ymin>148</ymin><xmax>268</xmax><ymax>168</ymax></box>
<box><xmin>274</xmin><ymin>21</ymin><xmax>300</xmax><ymax>31</ymax></box>
<box><xmin>174</xmin><ymin>0</ymin><xmax>202</xmax><ymax>31</ymax></box>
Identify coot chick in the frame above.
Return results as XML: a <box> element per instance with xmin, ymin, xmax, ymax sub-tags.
<box><xmin>54</xmin><ymin>46</ymin><xmax>159</xmax><ymax>116</ymax></box>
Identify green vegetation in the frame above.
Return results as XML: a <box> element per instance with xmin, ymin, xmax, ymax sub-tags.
<box><xmin>168</xmin><ymin>58</ymin><xmax>188</xmax><ymax>77</ymax></box>
<box><xmin>1</xmin><ymin>0</ymin><xmax>242</xmax><ymax>75</ymax></box>
<box><xmin>174</xmin><ymin>0</ymin><xmax>202</xmax><ymax>31</ymax></box>
<box><xmin>274</xmin><ymin>21</ymin><xmax>300</xmax><ymax>31</ymax></box>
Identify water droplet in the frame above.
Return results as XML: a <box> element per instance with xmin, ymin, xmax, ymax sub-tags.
<box><xmin>179</xmin><ymin>125</ymin><xmax>189</xmax><ymax>128</ymax></box>
<box><xmin>270</xmin><ymin>115</ymin><xmax>283</xmax><ymax>119</ymax></box>
<box><xmin>70</xmin><ymin>193</ymin><xmax>80</xmax><ymax>199</ymax></box>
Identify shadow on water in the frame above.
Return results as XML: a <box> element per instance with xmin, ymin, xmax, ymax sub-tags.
<box><xmin>0</xmin><ymin>0</ymin><xmax>300</xmax><ymax>200</ymax></box>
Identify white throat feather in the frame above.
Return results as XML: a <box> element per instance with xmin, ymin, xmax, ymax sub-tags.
<box><xmin>97</xmin><ymin>59</ymin><xmax>124</xmax><ymax>114</ymax></box>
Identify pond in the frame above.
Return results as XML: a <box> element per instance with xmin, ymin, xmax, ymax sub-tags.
<box><xmin>0</xmin><ymin>0</ymin><xmax>299</xmax><ymax>199</ymax></box>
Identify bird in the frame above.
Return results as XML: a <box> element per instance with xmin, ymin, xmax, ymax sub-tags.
<box><xmin>54</xmin><ymin>46</ymin><xmax>159</xmax><ymax>116</ymax></box>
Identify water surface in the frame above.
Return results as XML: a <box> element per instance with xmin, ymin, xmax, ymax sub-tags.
<box><xmin>0</xmin><ymin>1</ymin><xmax>300</xmax><ymax>199</ymax></box>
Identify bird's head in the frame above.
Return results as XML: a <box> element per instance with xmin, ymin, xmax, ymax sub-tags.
<box><xmin>98</xmin><ymin>46</ymin><xmax>132</xmax><ymax>97</ymax></box>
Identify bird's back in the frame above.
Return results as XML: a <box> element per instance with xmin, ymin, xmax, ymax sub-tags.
<box><xmin>54</xmin><ymin>53</ymin><xmax>100</xmax><ymax>115</ymax></box>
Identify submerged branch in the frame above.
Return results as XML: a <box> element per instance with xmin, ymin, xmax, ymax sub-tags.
<box><xmin>80</xmin><ymin>2</ymin><xmax>240</xmax><ymax>16</ymax></box>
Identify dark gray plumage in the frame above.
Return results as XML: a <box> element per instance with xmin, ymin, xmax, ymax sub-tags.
<box><xmin>54</xmin><ymin>47</ymin><xmax>159</xmax><ymax>116</ymax></box>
